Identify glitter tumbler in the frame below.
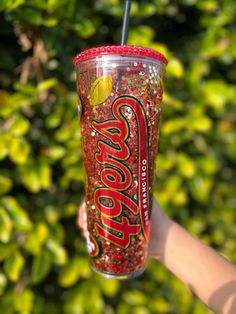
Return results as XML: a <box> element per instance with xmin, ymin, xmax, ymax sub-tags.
<box><xmin>74</xmin><ymin>46</ymin><xmax>167</xmax><ymax>279</ymax></box>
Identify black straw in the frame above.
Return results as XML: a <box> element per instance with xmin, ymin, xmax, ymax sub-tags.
<box><xmin>121</xmin><ymin>0</ymin><xmax>131</xmax><ymax>45</ymax></box>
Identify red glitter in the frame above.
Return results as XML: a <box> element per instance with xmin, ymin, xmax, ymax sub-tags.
<box><xmin>73</xmin><ymin>45</ymin><xmax>168</xmax><ymax>66</ymax></box>
<box><xmin>76</xmin><ymin>49</ymin><xmax>166</xmax><ymax>278</ymax></box>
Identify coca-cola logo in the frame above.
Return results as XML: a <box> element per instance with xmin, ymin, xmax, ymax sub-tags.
<box><xmin>92</xmin><ymin>96</ymin><xmax>150</xmax><ymax>249</ymax></box>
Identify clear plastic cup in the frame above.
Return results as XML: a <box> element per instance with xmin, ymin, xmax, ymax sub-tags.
<box><xmin>74</xmin><ymin>45</ymin><xmax>167</xmax><ymax>279</ymax></box>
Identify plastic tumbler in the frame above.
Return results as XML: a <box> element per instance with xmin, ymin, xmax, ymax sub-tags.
<box><xmin>73</xmin><ymin>45</ymin><xmax>167</xmax><ymax>279</ymax></box>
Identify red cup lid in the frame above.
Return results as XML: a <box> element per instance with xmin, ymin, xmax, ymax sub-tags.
<box><xmin>73</xmin><ymin>45</ymin><xmax>168</xmax><ymax>65</ymax></box>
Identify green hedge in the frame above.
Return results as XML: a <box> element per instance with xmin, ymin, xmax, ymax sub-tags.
<box><xmin>0</xmin><ymin>0</ymin><xmax>235</xmax><ymax>313</ymax></box>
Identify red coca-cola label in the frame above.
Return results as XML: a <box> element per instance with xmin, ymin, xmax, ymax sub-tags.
<box><xmin>92</xmin><ymin>96</ymin><xmax>150</xmax><ymax>249</ymax></box>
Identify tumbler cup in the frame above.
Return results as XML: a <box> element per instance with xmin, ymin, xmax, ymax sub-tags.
<box><xmin>74</xmin><ymin>45</ymin><xmax>167</xmax><ymax>279</ymax></box>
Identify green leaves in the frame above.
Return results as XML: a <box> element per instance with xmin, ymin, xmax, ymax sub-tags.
<box><xmin>32</xmin><ymin>248</ymin><xmax>53</xmax><ymax>284</ymax></box>
<box><xmin>19</xmin><ymin>160</ymin><xmax>52</xmax><ymax>193</ymax></box>
<box><xmin>0</xmin><ymin>207</ymin><xmax>13</xmax><ymax>242</ymax></box>
<box><xmin>0</xmin><ymin>0</ymin><xmax>235</xmax><ymax>313</ymax></box>
<box><xmin>14</xmin><ymin>289</ymin><xmax>35</xmax><ymax>314</ymax></box>
<box><xmin>0</xmin><ymin>272</ymin><xmax>7</xmax><ymax>296</ymax></box>
<box><xmin>8</xmin><ymin>137</ymin><xmax>31</xmax><ymax>164</ymax></box>
<box><xmin>1</xmin><ymin>197</ymin><xmax>33</xmax><ymax>232</ymax></box>
<box><xmin>23</xmin><ymin>222</ymin><xmax>49</xmax><ymax>255</ymax></box>
<box><xmin>1</xmin><ymin>196</ymin><xmax>33</xmax><ymax>232</ymax></box>
<box><xmin>4</xmin><ymin>251</ymin><xmax>25</xmax><ymax>282</ymax></box>
<box><xmin>167</xmin><ymin>58</ymin><xmax>184</xmax><ymax>78</ymax></box>
<box><xmin>0</xmin><ymin>176</ymin><xmax>13</xmax><ymax>195</ymax></box>
<box><xmin>0</xmin><ymin>0</ymin><xmax>25</xmax><ymax>12</ymax></box>
<box><xmin>46</xmin><ymin>238</ymin><xmax>67</xmax><ymax>266</ymax></box>
<box><xmin>123</xmin><ymin>290</ymin><xmax>147</xmax><ymax>306</ymax></box>
<box><xmin>59</xmin><ymin>256</ymin><xmax>91</xmax><ymax>287</ymax></box>
<box><xmin>37</xmin><ymin>79</ymin><xmax>58</xmax><ymax>92</ymax></box>
<box><xmin>8</xmin><ymin>114</ymin><xmax>30</xmax><ymax>136</ymax></box>
<box><xmin>189</xmin><ymin>175</ymin><xmax>213</xmax><ymax>202</ymax></box>
<box><xmin>0</xmin><ymin>241</ymin><xmax>17</xmax><ymax>262</ymax></box>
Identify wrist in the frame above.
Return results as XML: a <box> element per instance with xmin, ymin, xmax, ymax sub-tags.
<box><xmin>149</xmin><ymin>212</ymin><xmax>173</xmax><ymax>262</ymax></box>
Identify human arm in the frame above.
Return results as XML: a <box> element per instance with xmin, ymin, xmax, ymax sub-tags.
<box><xmin>149</xmin><ymin>200</ymin><xmax>236</xmax><ymax>314</ymax></box>
<box><xmin>78</xmin><ymin>200</ymin><xmax>236</xmax><ymax>313</ymax></box>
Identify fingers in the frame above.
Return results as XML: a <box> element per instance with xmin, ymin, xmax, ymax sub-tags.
<box><xmin>77</xmin><ymin>201</ymin><xmax>88</xmax><ymax>239</ymax></box>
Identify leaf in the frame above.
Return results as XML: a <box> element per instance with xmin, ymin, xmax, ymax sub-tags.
<box><xmin>135</xmin><ymin>3</ymin><xmax>156</xmax><ymax>17</ymax></box>
<box><xmin>47</xmin><ymin>146</ymin><xmax>66</xmax><ymax>160</ymax></box>
<box><xmin>0</xmin><ymin>206</ymin><xmax>12</xmax><ymax>243</ymax></box>
<box><xmin>123</xmin><ymin>290</ymin><xmax>147</xmax><ymax>306</ymax></box>
<box><xmin>19</xmin><ymin>162</ymin><xmax>41</xmax><ymax>193</ymax></box>
<box><xmin>20</xmin><ymin>8</ymin><xmax>43</xmax><ymax>25</ymax></box>
<box><xmin>150</xmin><ymin>298</ymin><xmax>169</xmax><ymax>313</ymax></box>
<box><xmin>98</xmin><ymin>277</ymin><xmax>119</xmax><ymax>297</ymax></box>
<box><xmin>23</xmin><ymin>223</ymin><xmax>49</xmax><ymax>255</ymax></box>
<box><xmin>38</xmin><ymin>163</ymin><xmax>52</xmax><ymax>189</ymax></box>
<box><xmin>19</xmin><ymin>160</ymin><xmax>51</xmax><ymax>192</ymax></box>
<box><xmin>62</xmin><ymin>203</ymin><xmax>77</xmax><ymax>217</ymax></box>
<box><xmin>202</xmin><ymin>80</ymin><xmax>229</xmax><ymax>110</ymax></box>
<box><xmin>172</xmin><ymin>190</ymin><xmax>188</xmax><ymax>206</ymax></box>
<box><xmin>162</xmin><ymin>119</ymin><xmax>185</xmax><ymax>135</ymax></box>
<box><xmin>167</xmin><ymin>58</ymin><xmax>184</xmax><ymax>78</ymax></box>
<box><xmin>73</xmin><ymin>19</ymin><xmax>97</xmax><ymax>38</ymax></box>
<box><xmin>8</xmin><ymin>137</ymin><xmax>31</xmax><ymax>165</ymax></box>
<box><xmin>64</xmin><ymin>165</ymin><xmax>85</xmax><ymax>182</ymax></box>
<box><xmin>189</xmin><ymin>176</ymin><xmax>213</xmax><ymax>202</ymax></box>
<box><xmin>1</xmin><ymin>196</ymin><xmax>33</xmax><ymax>232</ymax></box>
<box><xmin>58</xmin><ymin>256</ymin><xmax>81</xmax><ymax>287</ymax></box>
<box><xmin>43</xmin><ymin>17</ymin><xmax>58</xmax><ymax>27</ymax></box>
<box><xmin>32</xmin><ymin>248</ymin><xmax>53</xmax><ymax>284</ymax></box>
<box><xmin>44</xmin><ymin>205</ymin><xmax>60</xmax><ymax>224</ymax></box>
<box><xmin>177</xmin><ymin>154</ymin><xmax>196</xmax><ymax>178</ymax></box>
<box><xmin>0</xmin><ymin>272</ymin><xmax>7</xmax><ymax>296</ymax></box>
<box><xmin>46</xmin><ymin>238</ymin><xmax>67</xmax><ymax>266</ymax></box>
<box><xmin>2</xmin><ymin>0</ymin><xmax>25</xmax><ymax>11</ymax></box>
<box><xmin>37</xmin><ymin>79</ymin><xmax>57</xmax><ymax>92</ymax></box>
<box><xmin>14</xmin><ymin>82</ymin><xmax>36</xmax><ymax>96</ymax></box>
<box><xmin>129</xmin><ymin>26</ymin><xmax>155</xmax><ymax>46</ymax></box>
<box><xmin>0</xmin><ymin>134</ymin><xmax>8</xmax><ymax>160</ymax></box>
<box><xmin>197</xmin><ymin>156</ymin><xmax>219</xmax><ymax>175</ymax></box>
<box><xmin>0</xmin><ymin>175</ymin><xmax>12</xmax><ymax>195</ymax></box>
<box><xmin>4</xmin><ymin>251</ymin><xmax>25</xmax><ymax>282</ymax></box>
<box><xmin>14</xmin><ymin>289</ymin><xmax>34</xmax><ymax>314</ymax></box>
<box><xmin>8</xmin><ymin>114</ymin><xmax>30</xmax><ymax>136</ymax></box>
<box><xmin>187</xmin><ymin>116</ymin><xmax>212</xmax><ymax>132</ymax></box>
<box><xmin>89</xmin><ymin>75</ymin><xmax>112</xmax><ymax>106</ymax></box>
<box><xmin>0</xmin><ymin>241</ymin><xmax>17</xmax><ymax>262</ymax></box>
<box><xmin>33</xmin><ymin>295</ymin><xmax>45</xmax><ymax>314</ymax></box>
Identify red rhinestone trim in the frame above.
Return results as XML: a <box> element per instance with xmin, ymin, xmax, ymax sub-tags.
<box><xmin>73</xmin><ymin>45</ymin><xmax>168</xmax><ymax>65</ymax></box>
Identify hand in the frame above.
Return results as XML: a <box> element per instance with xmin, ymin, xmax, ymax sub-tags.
<box><xmin>77</xmin><ymin>201</ymin><xmax>88</xmax><ymax>239</ymax></box>
<box><xmin>77</xmin><ymin>198</ymin><xmax>171</xmax><ymax>262</ymax></box>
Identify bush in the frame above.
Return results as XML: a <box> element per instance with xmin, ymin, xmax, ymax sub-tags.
<box><xmin>0</xmin><ymin>0</ymin><xmax>235</xmax><ymax>313</ymax></box>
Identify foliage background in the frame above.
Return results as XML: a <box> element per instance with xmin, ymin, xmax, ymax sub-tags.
<box><xmin>0</xmin><ymin>0</ymin><xmax>236</xmax><ymax>313</ymax></box>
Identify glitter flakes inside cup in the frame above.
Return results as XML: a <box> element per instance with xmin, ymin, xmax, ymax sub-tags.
<box><xmin>76</xmin><ymin>52</ymin><xmax>166</xmax><ymax>279</ymax></box>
